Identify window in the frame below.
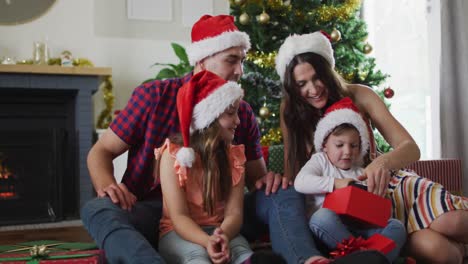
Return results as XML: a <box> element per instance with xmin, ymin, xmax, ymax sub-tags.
<box><xmin>363</xmin><ymin>0</ymin><xmax>440</xmax><ymax>159</ymax></box>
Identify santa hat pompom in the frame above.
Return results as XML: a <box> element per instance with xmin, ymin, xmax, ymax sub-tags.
<box><xmin>176</xmin><ymin>147</ymin><xmax>196</xmax><ymax>168</ymax></box>
<box><xmin>275</xmin><ymin>31</ymin><xmax>334</xmax><ymax>82</ymax></box>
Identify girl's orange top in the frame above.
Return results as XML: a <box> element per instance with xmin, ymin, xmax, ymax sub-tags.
<box><xmin>155</xmin><ymin>139</ymin><xmax>246</xmax><ymax>237</ymax></box>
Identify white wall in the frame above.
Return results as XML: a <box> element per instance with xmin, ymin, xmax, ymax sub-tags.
<box><xmin>0</xmin><ymin>0</ymin><xmax>228</xmax><ymax>126</ymax></box>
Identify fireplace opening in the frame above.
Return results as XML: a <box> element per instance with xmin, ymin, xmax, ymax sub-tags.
<box><xmin>0</xmin><ymin>88</ymin><xmax>78</xmax><ymax>226</ymax></box>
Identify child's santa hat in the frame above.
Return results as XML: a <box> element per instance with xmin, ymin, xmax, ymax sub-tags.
<box><xmin>314</xmin><ymin>97</ymin><xmax>370</xmax><ymax>159</ymax></box>
<box><xmin>186</xmin><ymin>15</ymin><xmax>251</xmax><ymax>66</ymax></box>
<box><xmin>176</xmin><ymin>70</ymin><xmax>244</xmax><ymax>167</ymax></box>
<box><xmin>275</xmin><ymin>31</ymin><xmax>335</xmax><ymax>82</ymax></box>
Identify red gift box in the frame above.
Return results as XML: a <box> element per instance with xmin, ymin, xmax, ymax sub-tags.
<box><xmin>322</xmin><ymin>185</ymin><xmax>391</xmax><ymax>227</ymax></box>
<box><xmin>364</xmin><ymin>233</ymin><xmax>396</xmax><ymax>254</ymax></box>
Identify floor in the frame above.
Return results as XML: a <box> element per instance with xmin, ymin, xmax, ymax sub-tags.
<box><xmin>0</xmin><ymin>226</ymin><xmax>94</xmax><ymax>245</ymax></box>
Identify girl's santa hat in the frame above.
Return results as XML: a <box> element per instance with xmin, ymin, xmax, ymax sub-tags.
<box><xmin>275</xmin><ymin>31</ymin><xmax>335</xmax><ymax>82</ymax></box>
<box><xmin>186</xmin><ymin>15</ymin><xmax>251</xmax><ymax>66</ymax></box>
<box><xmin>176</xmin><ymin>70</ymin><xmax>244</xmax><ymax>167</ymax></box>
<box><xmin>314</xmin><ymin>97</ymin><xmax>370</xmax><ymax>159</ymax></box>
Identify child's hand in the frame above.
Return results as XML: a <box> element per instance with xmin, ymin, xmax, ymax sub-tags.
<box><xmin>333</xmin><ymin>178</ymin><xmax>356</xmax><ymax>190</ymax></box>
<box><xmin>207</xmin><ymin>228</ymin><xmax>230</xmax><ymax>264</ymax></box>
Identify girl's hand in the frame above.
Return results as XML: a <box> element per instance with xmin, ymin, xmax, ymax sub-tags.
<box><xmin>357</xmin><ymin>159</ymin><xmax>390</xmax><ymax>196</ymax></box>
<box><xmin>207</xmin><ymin>228</ymin><xmax>230</xmax><ymax>264</ymax></box>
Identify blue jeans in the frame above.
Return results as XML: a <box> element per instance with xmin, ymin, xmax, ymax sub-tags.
<box><xmin>80</xmin><ymin>197</ymin><xmax>165</xmax><ymax>264</ymax></box>
<box><xmin>309</xmin><ymin>208</ymin><xmax>407</xmax><ymax>262</ymax></box>
<box><xmin>243</xmin><ymin>187</ymin><xmax>322</xmax><ymax>264</ymax></box>
<box><xmin>159</xmin><ymin>226</ymin><xmax>252</xmax><ymax>264</ymax></box>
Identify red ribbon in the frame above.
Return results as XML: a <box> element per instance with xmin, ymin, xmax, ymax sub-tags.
<box><xmin>329</xmin><ymin>236</ymin><xmax>367</xmax><ymax>259</ymax></box>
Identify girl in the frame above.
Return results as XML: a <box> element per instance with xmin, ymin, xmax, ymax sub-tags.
<box><xmin>155</xmin><ymin>70</ymin><xmax>252</xmax><ymax>264</ymax></box>
<box><xmin>294</xmin><ymin>97</ymin><xmax>407</xmax><ymax>263</ymax></box>
<box><xmin>276</xmin><ymin>31</ymin><xmax>468</xmax><ymax>263</ymax></box>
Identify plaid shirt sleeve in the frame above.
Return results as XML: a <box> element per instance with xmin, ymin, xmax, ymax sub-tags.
<box><xmin>110</xmin><ymin>82</ymin><xmax>159</xmax><ymax>145</ymax></box>
<box><xmin>235</xmin><ymin>100</ymin><xmax>263</xmax><ymax>161</ymax></box>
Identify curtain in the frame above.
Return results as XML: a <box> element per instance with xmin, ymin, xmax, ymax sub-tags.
<box><xmin>439</xmin><ymin>0</ymin><xmax>468</xmax><ymax>195</ymax></box>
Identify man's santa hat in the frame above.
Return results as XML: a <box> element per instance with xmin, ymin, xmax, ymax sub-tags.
<box><xmin>314</xmin><ymin>97</ymin><xmax>370</xmax><ymax>159</ymax></box>
<box><xmin>176</xmin><ymin>70</ymin><xmax>243</xmax><ymax>167</ymax></box>
<box><xmin>186</xmin><ymin>15</ymin><xmax>251</xmax><ymax>66</ymax></box>
<box><xmin>275</xmin><ymin>31</ymin><xmax>335</xmax><ymax>82</ymax></box>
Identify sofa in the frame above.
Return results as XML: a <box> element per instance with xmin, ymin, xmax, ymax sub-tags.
<box><xmin>262</xmin><ymin>145</ymin><xmax>464</xmax><ymax>195</ymax></box>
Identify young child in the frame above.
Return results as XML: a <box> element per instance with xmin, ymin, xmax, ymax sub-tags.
<box><xmin>155</xmin><ymin>70</ymin><xmax>252</xmax><ymax>264</ymax></box>
<box><xmin>294</xmin><ymin>97</ymin><xmax>407</xmax><ymax>262</ymax></box>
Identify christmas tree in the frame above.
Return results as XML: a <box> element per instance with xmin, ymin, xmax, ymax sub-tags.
<box><xmin>230</xmin><ymin>0</ymin><xmax>393</xmax><ymax>152</ymax></box>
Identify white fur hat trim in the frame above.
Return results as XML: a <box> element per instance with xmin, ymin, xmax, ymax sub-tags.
<box><xmin>314</xmin><ymin>109</ymin><xmax>370</xmax><ymax>159</ymax></box>
<box><xmin>187</xmin><ymin>31</ymin><xmax>251</xmax><ymax>66</ymax></box>
<box><xmin>275</xmin><ymin>32</ymin><xmax>335</xmax><ymax>82</ymax></box>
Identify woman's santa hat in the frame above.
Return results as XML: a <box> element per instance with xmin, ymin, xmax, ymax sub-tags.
<box><xmin>275</xmin><ymin>31</ymin><xmax>335</xmax><ymax>82</ymax></box>
<box><xmin>314</xmin><ymin>97</ymin><xmax>370</xmax><ymax>159</ymax></box>
<box><xmin>186</xmin><ymin>15</ymin><xmax>251</xmax><ymax>66</ymax></box>
<box><xmin>176</xmin><ymin>70</ymin><xmax>244</xmax><ymax>167</ymax></box>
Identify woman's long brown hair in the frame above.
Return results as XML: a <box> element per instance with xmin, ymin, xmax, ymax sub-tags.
<box><xmin>170</xmin><ymin>122</ymin><xmax>232</xmax><ymax>215</ymax></box>
<box><xmin>282</xmin><ymin>52</ymin><xmax>350</xmax><ymax>179</ymax></box>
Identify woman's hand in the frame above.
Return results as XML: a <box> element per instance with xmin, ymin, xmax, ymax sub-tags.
<box><xmin>255</xmin><ymin>171</ymin><xmax>292</xmax><ymax>195</ymax></box>
<box><xmin>97</xmin><ymin>182</ymin><xmax>137</xmax><ymax>210</ymax></box>
<box><xmin>357</xmin><ymin>159</ymin><xmax>390</xmax><ymax>196</ymax></box>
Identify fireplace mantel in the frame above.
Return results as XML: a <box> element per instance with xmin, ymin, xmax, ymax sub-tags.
<box><xmin>0</xmin><ymin>64</ymin><xmax>111</xmax><ymax>76</ymax></box>
<box><xmin>0</xmin><ymin>65</ymin><xmax>111</xmax><ymax>221</ymax></box>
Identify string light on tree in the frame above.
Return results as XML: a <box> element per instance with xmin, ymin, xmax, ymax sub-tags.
<box><xmin>239</xmin><ymin>12</ymin><xmax>250</xmax><ymax>25</ymax></box>
<box><xmin>257</xmin><ymin>11</ymin><xmax>270</xmax><ymax>24</ymax></box>
<box><xmin>363</xmin><ymin>43</ymin><xmax>373</xmax><ymax>54</ymax></box>
<box><xmin>330</xmin><ymin>28</ymin><xmax>341</xmax><ymax>42</ymax></box>
<box><xmin>384</xmin><ymin>87</ymin><xmax>395</xmax><ymax>98</ymax></box>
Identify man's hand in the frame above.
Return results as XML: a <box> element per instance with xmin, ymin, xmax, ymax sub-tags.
<box><xmin>357</xmin><ymin>160</ymin><xmax>390</xmax><ymax>196</ymax></box>
<box><xmin>97</xmin><ymin>183</ymin><xmax>137</xmax><ymax>210</ymax></box>
<box><xmin>255</xmin><ymin>171</ymin><xmax>292</xmax><ymax>195</ymax></box>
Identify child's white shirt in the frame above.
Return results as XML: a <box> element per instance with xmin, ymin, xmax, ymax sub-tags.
<box><xmin>294</xmin><ymin>152</ymin><xmax>364</xmax><ymax>215</ymax></box>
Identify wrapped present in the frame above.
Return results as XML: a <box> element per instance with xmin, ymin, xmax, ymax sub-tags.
<box><xmin>363</xmin><ymin>233</ymin><xmax>396</xmax><ymax>254</ymax></box>
<box><xmin>262</xmin><ymin>145</ymin><xmax>285</xmax><ymax>174</ymax></box>
<box><xmin>0</xmin><ymin>240</ymin><xmax>104</xmax><ymax>264</ymax></box>
<box><xmin>322</xmin><ymin>186</ymin><xmax>391</xmax><ymax>227</ymax></box>
<box><xmin>267</xmin><ymin>145</ymin><xmax>284</xmax><ymax>174</ymax></box>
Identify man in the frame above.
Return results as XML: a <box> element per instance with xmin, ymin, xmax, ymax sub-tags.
<box><xmin>81</xmin><ymin>14</ymin><xmax>321</xmax><ymax>263</ymax></box>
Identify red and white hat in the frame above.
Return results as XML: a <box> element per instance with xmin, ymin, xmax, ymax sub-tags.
<box><xmin>186</xmin><ymin>15</ymin><xmax>251</xmax><ymax>66</ymax></box>
<box><xmin>275</xmin><ymin>31</ymin><xmax>334</xmax><ymax>82</ymax></box>
<box><xmin>176</xmin><ymin>70</ymin><xmax>244</xmax><ymax>167</ymax></box>
<box><xmin>314</xmin><ymin>97</ymin><xmax>370</xmax><ymax>158</ymax></box>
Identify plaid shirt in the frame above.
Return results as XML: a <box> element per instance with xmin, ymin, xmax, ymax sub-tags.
<box><xmin>110</xmin><ymin>72</ymin><xmax>262</xmax><ymax>199</ymax></box>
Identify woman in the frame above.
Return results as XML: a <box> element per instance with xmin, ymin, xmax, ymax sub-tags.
<box><xmin>276</xmin><ymin>32</ymin><xmax>468</xmax><ymax>263</ymax></box>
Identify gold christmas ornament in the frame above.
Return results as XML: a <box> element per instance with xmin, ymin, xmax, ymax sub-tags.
<box><xmin>239</xmin><ymin>13</ymin><xmax>250</xmax><ymax>25</ymax></box>
<box><xmin>233</xmin><ymin>0</ymin><xmax>246</xmax><ymax>5</ymax></box>
<box><xmin>257</xmin><ymin>11</ymin><xmax>270</xmax><ymax>24</ymax></box>
<box><xmin>330</xmin><ymin>29</ymin><xmax>342</xmax><ymax>42</ymax></box>
<box><xmin>259</xmin><ymin>106</ymin><xmax>271</xmax><ymax>118</ymax></box>
<box><xmin>363</xmin><ymin>43</ymin><xmax>373</xmax><ymax>54</ymax></box>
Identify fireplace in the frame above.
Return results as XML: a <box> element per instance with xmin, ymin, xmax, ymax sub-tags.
<box><xmin>0</xmin><ymin>65</ymin><xmax>110</xmax><ymax>226</ymax></box>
